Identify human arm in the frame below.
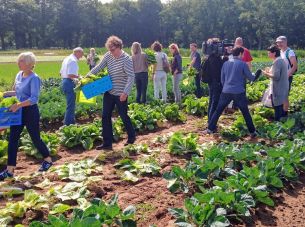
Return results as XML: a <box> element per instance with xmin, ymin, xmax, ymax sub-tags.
<box><xmin>10</xmin><ymin>77</ymin><xmax>41</xmax><ymax>112</ymax></box>
<box><xmin>288</xmin><ymin>56</ymin><xmax>297</xmax><ymax>77</ymax></box>
<box><xmin>86</xmin><ymin>53</ymin><xmax>108</xmax><ymax>76</ymax></box>
<box><xmin>121</xmin><ymin>56</ymin><xmax>135</xmax><ymax>101</ymax></box>
<box><xmin>243</xmin><ymin>63</ymin><xmax>255</xmax><ymax>82</ymax></box>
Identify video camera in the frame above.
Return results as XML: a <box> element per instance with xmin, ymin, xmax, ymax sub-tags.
<box><xmin>202</xmin><ymin>38</ymin><xmax>234</xmax><ymax>56</ymax></box>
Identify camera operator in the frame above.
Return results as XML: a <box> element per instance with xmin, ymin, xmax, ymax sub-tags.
<box><xmin>205</xmin><ymin>47</ymin><xmax>258</xmax><ymax>138</ymax></box>
<box><xmin>202</xmin><ymin>39</ymin><xmax>225</xmax><ymax>124</ymax></box>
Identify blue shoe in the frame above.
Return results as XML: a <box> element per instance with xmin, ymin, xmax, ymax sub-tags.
<box><xmin>38</xmin><ymin>160</ymin><xmax>53</xmax><ymax>172</ymax></box>
<box><xmin>0</xmin><ymin>170</ymin><xmax>13</xmax><ymax>181</ymax></box>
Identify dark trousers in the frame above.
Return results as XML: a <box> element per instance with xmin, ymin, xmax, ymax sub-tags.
<box><xmin>208</xmin><ymin>92</ymin><xmax>256</xmax><ymax>133</ymax></box>
<box><xmin>8</xmin><ymin>105</ymin><xmax>49</xmax><ymax>166</ymax></box>
<box><xmin>288</xmin><ymin>76</ymin><xmax>293</xmax><ymax>93</ymax></box>
<box><xmin>102</xmin><ymin>92</ymin><xmax>135</xmax><ymax>146</ymax></box>
<box><xmin>195</xmin><ymin>73</ymin><xmax>203</xmax><ymax>98</ymax></box>
<box><xmin>208</xmin><ymin>82</ymin><xmax>222</xmax><ymax>124</ymax></box>
<box><xmin>135</xmin><ymin>72</ymin><xmax>148</xmax><ymax>104</ymax></box>
<box><xmin>274</xmin><ymin>104</ymin><xmax>284</xmax><ymax>121</ymax></box>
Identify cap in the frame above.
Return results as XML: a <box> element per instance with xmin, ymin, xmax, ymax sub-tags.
<box><xmin>276</xmin><ymin>36</ymin><xmax>287</xmax><ymax>43</ymax></box>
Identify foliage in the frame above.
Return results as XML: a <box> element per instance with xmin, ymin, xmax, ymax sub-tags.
<box><xmin>164</xmin><ymin>103</ymin><xmax>187</xmax><ymax>123</ymax></box>
<box><xmin>0</xmin><ymin>97</ymin><xmax>18</xmax><ymax>108</ymax></box>
<box><xmin>20</xmin><ymin>132</ymin><xmax>59</xmax><ymax>158</ymax></box>
<box><xmin>183</xmin><ymin>95</ymin><xmax>209</xmax><ymax>116</ymax></box>
<box><xmin>0</xmin><ymin>140</ymin><xmax>8</xmax><ymax>166</ymax></box>
<box><xmin>59</xmin><ymin>123</ymin><xmax>102</xmax><ymax>150</ymax></box>
<box><xmin>29</xmin><ymin>195</ymin><xmax>136</xmax><ymax>227</ymax></box>
<box><xmin>168</xmin><ymin>132</ymin><xmax>198</xmax><ymax>155</ymax></box>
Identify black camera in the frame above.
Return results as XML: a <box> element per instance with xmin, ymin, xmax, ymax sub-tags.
<box><xmin>202</xmin><ymin>39</ymin><xmax>234</xmax><ymax>56</ymax></box>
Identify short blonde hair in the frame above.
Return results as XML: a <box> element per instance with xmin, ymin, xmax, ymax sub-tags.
<box><xmin>17</xmin><ymin>52</ymin><xmax>36</xmax><ymax>67</ymax></box>
<box><xmin>105</xmin><ymin>36</ymin><xmax>123</xmax><ymax>50</ymax></box>
<box><xmin>131</xmin><ymin>42</ymin><xmax>142</xmax><ymax>55</ymax></box>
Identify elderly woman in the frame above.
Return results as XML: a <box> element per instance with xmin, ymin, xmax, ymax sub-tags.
<box><xmin>263</xmin><ymin>45</ymin><xmax>289</xmax><ymax>121</ymax></box>
<box><xmin>87</xmin><ymin>48</ymin><xmax>97</xmax><ymax>70</ymax></box>
<box><xmin>151</xmin><ymin>41</ymin><xmax>168</xmax><ymax>102</ymax></box>
<box><xmin>0</xmin><ymin>52</ymin><xmax>53</xmax><ymax>180</ymax></box>
<box><xmin>131</xmin><ymin>42</ymin><xmax>149</xmax><ymax>104</ymax></box>
<box><xmin>169</xmin><ymin>43</ymin><xmax>183</xmax><ymax>103</ymax></box>
<box><xmin>87</xmin><ymin>36</ymin><xmax>136</xmax><ymax>150</ymax></box>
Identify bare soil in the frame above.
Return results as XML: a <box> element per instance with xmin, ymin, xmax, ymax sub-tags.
<box><xmin>1</xmin><ymin>115</ymin><xmax>305</xmax><ymax>227</ymax></box>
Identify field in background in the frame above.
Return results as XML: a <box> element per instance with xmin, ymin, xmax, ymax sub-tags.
<box><xmin>1</xmin><ymin>48</ymin><xmax>304</xmax><ymax>84</ymax></box>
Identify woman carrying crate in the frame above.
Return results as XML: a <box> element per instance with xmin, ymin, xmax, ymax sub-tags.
<box><xmin>0</xmin><ymin>52</ymin><xmax>53</xmax><ymax>180</ymax></box>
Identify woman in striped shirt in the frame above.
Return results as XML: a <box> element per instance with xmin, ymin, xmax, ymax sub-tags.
<box><xmin>87</xmin><ymin>36</ymin><xmax>136</xmax><ymax>150</ymax></box>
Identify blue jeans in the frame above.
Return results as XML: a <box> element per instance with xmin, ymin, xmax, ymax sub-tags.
<box><xmin>135</xmin><ymin>72</ymin><xmax>148</xmax><ymax>104</ymax></box>
<box><xmin>8</xmin><ymin>105</ymin><xmax>50</xmax><ymax>166</ymax></box>
<box><xmin>195</xmin><ymin>73</ymin><xmax>203</xmax><ymax>98</ymax></box>
<box><xmin>208</xmin><ymin>92</ymin><xmax>256</xmax><ymax>133</ymax></box>
<box><xmin>62</xmin><ymin>79</ymin><xmax>76</xmax><ymax>125</ymax></box>
<box><xmin>102</xmin><ymin>92</ymin><xmax>135</xmax><ymax>146</ymax></box>
<box><xmin>208</xmin><ymin>82</ymin><xmax>222</xmax><ymax>124</ymax></box>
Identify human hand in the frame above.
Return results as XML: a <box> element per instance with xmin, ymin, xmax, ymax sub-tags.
<box><xmin>120</xmin><ymin>93</ymin><xmax>128</xmax><ymax>102</ymax></box>
<box><xmin>9</xmin><ymin>103</ymin><xmax>21</xmax><ymax>112</ymax></box>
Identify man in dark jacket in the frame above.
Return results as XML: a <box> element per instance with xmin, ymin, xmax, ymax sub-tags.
<box><xmin>205</xmin><ymin>47</ymin><xmax>257</xmax><ymax>137</ymax></box>
<box><xmin>202</xmin><ymin>53</ymin><xmax>224</xmax><ymax>123</ymax></box>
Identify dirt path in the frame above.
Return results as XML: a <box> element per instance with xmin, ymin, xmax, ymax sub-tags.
<box><xmin>2</xmin><ymin>115</ymin><xmax>305</xmax><ymax>226</ymax></box>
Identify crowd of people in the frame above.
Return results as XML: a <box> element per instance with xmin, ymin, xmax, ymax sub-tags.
<box><xmin>0</xmin><ymin>35</ymin><xmax>298</xmax><ymax>180</ymax></box>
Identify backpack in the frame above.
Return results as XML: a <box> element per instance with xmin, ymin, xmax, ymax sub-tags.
<box><xmin>285</xmin><ymin>48</ymin><xmax>298</xmax><ymax>74</ymax></box>
<box><xmin>162</xmin><ymin>53</ymin><xmax>170</xmax><ymax>73</ymax></box>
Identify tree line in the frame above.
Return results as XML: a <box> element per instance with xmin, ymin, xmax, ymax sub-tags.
<box><xmin>0</xmin><ymin>0</ymin><xmax>305</xmax><ymax>50</ymax></box>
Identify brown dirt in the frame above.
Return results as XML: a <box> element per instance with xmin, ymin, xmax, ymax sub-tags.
<box><xmin>1</xmin><ymin>115</ymin><xmax>305</xmax><ymax>226</ymax></box>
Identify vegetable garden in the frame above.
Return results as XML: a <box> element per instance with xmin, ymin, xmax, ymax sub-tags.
<box><xmin>1</xmin><ymin>55</ymin><xmax>305</xmax><ymax>226</ymax></box>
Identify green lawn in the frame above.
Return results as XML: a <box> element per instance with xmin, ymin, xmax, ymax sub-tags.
<box><xmin>0</xmin><ymin>55</ymin><xmax>270</xmax><ymax>84</ymax></box>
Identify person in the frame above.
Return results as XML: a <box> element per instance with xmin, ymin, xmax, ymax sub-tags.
<box><xmin>87</xmin><ymin>48</ymin><xmax>98</xmax><ymax>70</ymax></box>
<box><xmin>262</xmin><ymin>45</ymin><xmax>289</xmax><ymax>121</ymax></box>
<box><xmin>151</xmin><ymin>41</ymin><xmax>168</xmax><ymax>102</ymax></box>
<box><xmin>169</xmin><ymin>43</ymin><xmax>183</xmax><ymax>103</ymax></box>
<box><xmin>235</xmin><ymin>37</ymin><xmax>253</xmax><ymax>70</ymax></box>
<box><xmin>131</xmin><ymin>42</ymin><xmax>149</xmax><ymax>104</ymax></box>
<box><xmin>202</xmin><ymin>52</ymin><xmax>224</xmax><ymax>124</ymax></box>
<box><xmin>87</xmin><ymin>36</ymin><xmax>136</xmax><ymax>150</ymax></box>
<box><xmin>276</xmin><ymin>36</ymin><xmax>298</xmax><ymax>115</ymax></box>
<box><xmin>189</xmin><ymin>43</ymin><xmax>203</xmax><ymax>98</ymax></box>
<box><xmin>0</xmin><ymin>52</ymin><xmax>53</xmax><ymax>180</ymax></box>
<box><xmin>60</xmin><ymin>47</ymin><xmax>83</xmax><ymax>126</ymax></box>
<box><xmin>206</xmin><ymin>47</ymin><xmax>257</xmax><ymax>137</ymax></box>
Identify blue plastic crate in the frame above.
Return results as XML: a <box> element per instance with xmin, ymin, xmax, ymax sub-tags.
<box><xmin>81</xmin><ymin>75</ymin><xmax>113</xmax><ymax>99</ymax></box>
<box><xmin>0</xmin><ymin>108</ymin><xmax>22</xmax><ymax>127</ymax></box>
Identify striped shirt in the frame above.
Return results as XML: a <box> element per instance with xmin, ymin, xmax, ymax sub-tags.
<box><xmin>89</xmin><ymin>51</ymin><xmax>135</xmax><ymax>96</ymax></box>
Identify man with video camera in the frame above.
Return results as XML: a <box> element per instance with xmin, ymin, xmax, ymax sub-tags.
<box><xmin>205</xmin><ymin>47</ymin><xmax>260</xmax><ymax>138</ymax></box>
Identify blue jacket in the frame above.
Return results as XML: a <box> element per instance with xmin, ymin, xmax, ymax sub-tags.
<box><xmin>221</xmin><ymin>57</ymin><xmax>255</xmax><ymax>94</ymax></box>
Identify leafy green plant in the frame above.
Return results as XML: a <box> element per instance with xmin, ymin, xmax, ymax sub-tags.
<box><xmin>168</xmin><ymin>132</ymin><xmax>198</xmax><ymax>155</ymax></box>
<box><xmin>183</xmin><ymin>95</ymin><xmax>209</xmax><ymax>116</ymax></box>
<box><xmin>115</xmin><ymin>155</ymin><xmax>161</xmax><ymax>182</ymax></box>
<box><xmin>50</xmin><ymin>159</ymin><xmax>103</xmax><ymax>182</ymax></box>
<box><xmin>164</xmin><ymin>103</ymin><xmax>187</xmax><ymax>123</ymax></box>
<box><xmin>20</xmin><ymin>132</ymin><xmax>59</xmax><ymax>158</ymax></box>
<box><xmin>29</xmin><ymin>195</ymin><xmax>136</xmax><ymax>227</ymax></box>
<box><xmin>59</xmin><ymin>123</ymin><xmax>102</xmax><ymax>150</ymax></box>
<box><xmin>0</xmin><ymin>140</ymin><xmax>8</xmax><ymax>165</ymax></box>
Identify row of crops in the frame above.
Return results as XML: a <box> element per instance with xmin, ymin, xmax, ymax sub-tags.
<box><xmin>0</xmin><ymin>60</ymin><xmax>305</xmax><ymax>226</ymax></box>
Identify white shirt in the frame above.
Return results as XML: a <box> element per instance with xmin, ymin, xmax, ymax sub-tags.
<box><xmin>280</xmin><ymin>48</ymin><xmax>296</xmax><ymax>71</ymax></box>
<box><xmin>60</xmin><ymin>54</ymin><xmax>79</xmax><ymax>78</ymax></box>
<box><xmin>155</xmin><ymin>52</ymin><xmax>168</xmax><ymax>71</ymax></box>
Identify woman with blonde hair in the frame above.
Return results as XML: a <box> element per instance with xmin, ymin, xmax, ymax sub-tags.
<box><xmin>87</xmin><ymin>48</ymin><xmax>97</xmax><ymax>70</ymax></box>
<box><xmin>169</xmin><ymin>43</ymin><xmax>183</xmax><ymax>103</ymax></box>
<box><xmin>131</xmin><ymin>42</ymin><xmax>149</xmax><ymax>104</ymax></box>
<box><xmin>0</xmin><ymin>52</ymin><xmax>53</xmax><ymax>180</ymax></box>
